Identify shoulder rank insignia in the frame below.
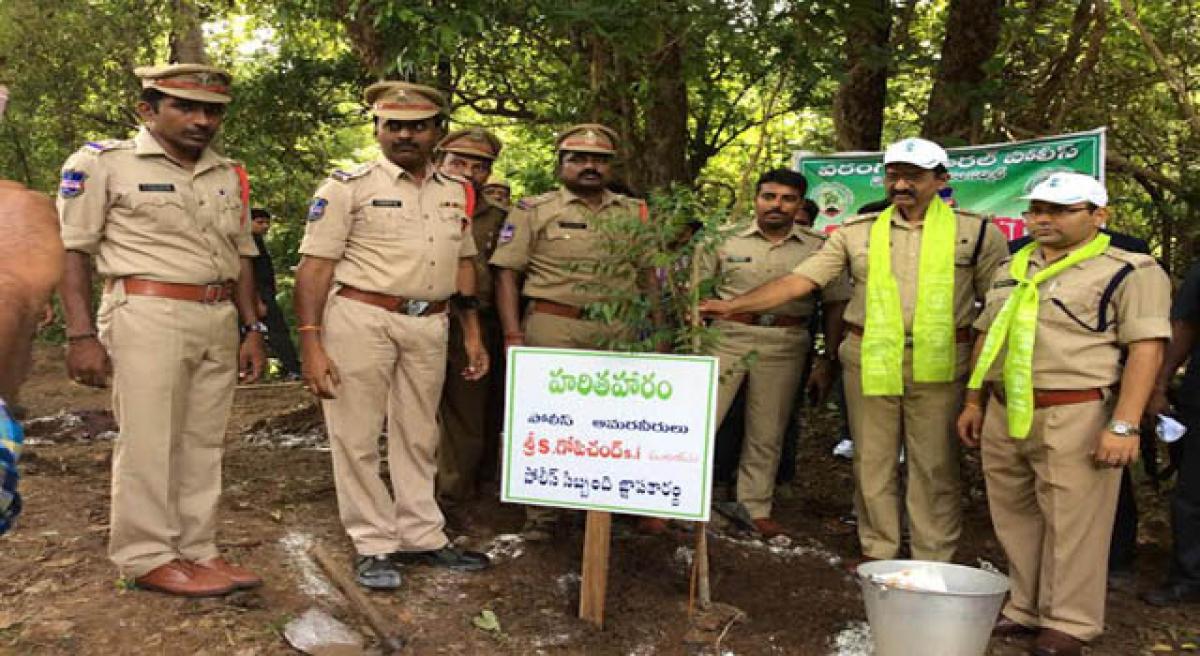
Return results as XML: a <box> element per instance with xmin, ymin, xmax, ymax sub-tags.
<box><xmin>515</xmin><ymin>192</ymin><xmax>555</xmax><ymax>212</ymax></box>
<box><xmin>307</xmin><ymin>197</ymin><xmax>328</xmax><ymax>222</ymax></box>
<box><xmin>330</xmin><ymin>162</ymin><xmax>372</xmax><ymax>183</ymax></box>
<box><xmin>82</xmin><ymin>139</ymin><xmax>127</xmax><ymax>154</ymax></box>
<box><xmin>59</xmin><ymin>170</ymin><xmax>86</xmax><ymax>199</ymax></box>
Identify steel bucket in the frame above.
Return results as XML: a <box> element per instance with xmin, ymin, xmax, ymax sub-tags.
<box><xmin>857</xmin><ymin>560</ymin><xmax>1009</xmax><ymax>656</ymax></box>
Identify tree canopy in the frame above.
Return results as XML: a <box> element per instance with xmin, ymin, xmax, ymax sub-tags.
<box><xmin>2</xmin><ymin>0</ymin><xmax>1198</xmax><ymax>272</ymax></box>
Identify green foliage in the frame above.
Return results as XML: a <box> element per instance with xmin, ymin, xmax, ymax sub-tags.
<box><xmin>580</xmin><ymin>186</ymin><xmax>731</xmax><ymax>356</ymax></box>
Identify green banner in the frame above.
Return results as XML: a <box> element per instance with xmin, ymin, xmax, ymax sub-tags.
<box><xmin>794</xmin><ymin>128</ymin><xmax>1105</xmax><ymax>239</ymax></box>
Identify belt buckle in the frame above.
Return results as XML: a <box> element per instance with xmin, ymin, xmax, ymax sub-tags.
<box><xmin>756</xmin><ymin>313</ymin><xmax>776</xmax><ymax>327</ymax></box>
<box><xmin>404</xmin><ymin>300</ymin><xmax>430</xmax><ymax>317</ymax></box>
<box><xmin>202</xmin><ymin>283</ymin><xmax>225</xmax><ymax>304</ymax></box>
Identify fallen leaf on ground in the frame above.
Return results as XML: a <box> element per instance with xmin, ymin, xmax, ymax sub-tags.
<box><xmin>472</xmin><ymin>609</ymin><xmax>501</xmax><ymax>633</ymax></box>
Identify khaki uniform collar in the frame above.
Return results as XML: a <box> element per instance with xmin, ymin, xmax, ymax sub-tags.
<box><xmin>560</xmin><ymin>187</ymin><xmax>620</xmax><ymax>209</ymax></box>
<box><xmin>738</xmin><ymin>221</ymin><xmax>806</xmax><ymax>243</ymax></box>
<box><xmin>1030</xmin><ymin>236</ymin><xmax>1105</xmax><ymax>270</ymax></box>
<box><xmin>134</xmin><ymin>126</ymin><xmax>224</xmax><ymax>174</ymax></box>
<box><xmin>375</xmin><ymin>156</ymin><xmax>442</xmax><ymax>184</ymax></box>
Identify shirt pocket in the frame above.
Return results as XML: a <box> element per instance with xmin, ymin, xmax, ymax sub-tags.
<box><xmin>540</xmin><ymin>221</ymin><xmax>594</xmax><ymax>260</ymax></box>
<box><xmin>356</xmin><ymin>203</ymin><xmax>414</xmax><ymax>239</ymax></box>
<box><xmin>217</xmin><ymin>194</ymin><xmax>245</xmax><ymax>237</ymax></box>
<box><xmin>1043</xmin><ymin>281</ymin><xmax>1105</xmax><ymax>333</ymax></box>
<box><xmin>128</xmin><ymin>190</ymin><xmax>190</xmax><ymax>232</ymax></box>
<box><xmin>436</xmin><ymin>206</ymin><xmax>467</xmax><ymax>243</ymax></box>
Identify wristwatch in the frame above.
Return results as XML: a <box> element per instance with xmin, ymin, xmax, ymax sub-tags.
<box><xmin>240</xmin><ymin>321</ymin><xmax>268</xmax><ymax>339</ymax></box>
<box><xmin>1106</xmin><ymin>420</ymin><xmax>1140</xmax><ymax>437</ymax></box>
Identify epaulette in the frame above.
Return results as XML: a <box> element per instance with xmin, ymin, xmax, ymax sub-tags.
<box><xmin>842</xmin><ymin>212</ymin><xmax>881</xmax><ymax>226</ymax></box>
<box><xmin>797</xmin><ymin>225</ymin><xmax>828</xmax><ymax>240</ymax></box>
<box><xmin>514</xmin><ymin>191</ymin><xmax>556</xmax><ymax>212</ymax></box>
<box><xmin>82</xmin><ymin>139</ymin><xmax>131</xmax><ymax>154</ymax></box>
<box><xmin>953</xmin><ymin>208</ymin><xmax>992</xmax><ymax>223</ymax></box>
<box><xmin>1104</xmin><ymin>247</ymin><xmax>1159</xmax><ymax>269</ymax></box>
<box><xmin>330</xmin><ymin>161</ymin><xmax>374</xmax><ymax>183</ymax></box>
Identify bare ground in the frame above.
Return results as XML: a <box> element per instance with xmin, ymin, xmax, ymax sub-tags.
<box><xmin>1</xmin><ymin>344</ymin><xmax>1197</xmax><ymax>655</ymax></box>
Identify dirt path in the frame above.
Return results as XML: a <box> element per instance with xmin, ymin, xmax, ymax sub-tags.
<box><xmin>1</xmin><ymin>344</ymin><xmax>1196</xmax><ymax>655</ymax></box>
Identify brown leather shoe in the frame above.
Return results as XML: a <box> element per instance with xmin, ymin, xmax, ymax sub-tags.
<box><xmin>1031</xmin><ymin>628</ymin><xmax>1084</xmax><ymax>656</ymax></box>
<box><xmin>752</xmin><ymin>518</ymin><xmax>788</xmax><ymax>539</ymax></box>
<box><xmin>134</xmin><ymin>559</ymin><xmax>235</xmax><ymax>597</ymax></box>
<box><xmin>636</xmin><ymin>517</ymin><xmax>669</xmax><ymax>535</ymax></box>
<box><xmin>992</xmin><ymin>615</ymin><xmax>1037</xmax><ymax>637</ymax></box>
<box><xmin>193</xmin><ymin>557</ymin><xmax>263</xmax><ymax>590</ymax></box>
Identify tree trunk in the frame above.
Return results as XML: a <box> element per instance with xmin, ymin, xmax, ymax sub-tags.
<box><xmin>169</xmin><ymin>0</ymin><xmax>208</xmax><ymax>64</ymax></box>
<box><xmin>833</xmin><ymin>0</ymin><xmax>890</xmax><ymax>151</ymax></box>
<box><xmin>639</xmin><ymin>32</ymin><xmax>689</xmax><ymax>191</ymax></box>
<box><xmin>923</xmin><ymin>0</ymin><xmax>1004</xmax><ymax>144</ymax></box>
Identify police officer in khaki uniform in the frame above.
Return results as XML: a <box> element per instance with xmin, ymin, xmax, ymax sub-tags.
<box><xmin>958</xmin><ymin>173</ymin><xmax>1171</xmax><ymax>656</ymax></box>
<box><xmin>57</xmin><ymin>64</ymin><xmax>267</xmax><ymax>597</ymax></box>
<box><xmin>433</xmin><ymin>129</ymin><xmax>507</xmax><ymax>521</ymax></box>
<box><xmin>490</xmin><ymin>123</ymin><xmax>656</xmax><ymax>540</ymax></box>
<box><xmin>294</xmin><ymin>82</ymin><xmax>491</xmax><ymax>589</ymax></box>
<box><xmin>482</xmin><ymin>176</ymin><xmax>511</xmax><ymax>210</ymax></box>
<box><xmin>698</xmin><ymin>168</ymin><xmax>849</xmax><ymax>537</ymax></box>
<box><xmin>701</xmin><ymin>138</ymin><xmax>1008</xmax><ymax>564</ymax></box>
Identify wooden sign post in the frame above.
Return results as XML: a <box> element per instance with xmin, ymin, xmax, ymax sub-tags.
<box><xmin>500</xmin><ymin>348</ymin><xmax>719</xmax><ymax>629</ymax></box>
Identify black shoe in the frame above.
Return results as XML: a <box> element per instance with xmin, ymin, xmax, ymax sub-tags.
<box><xmin>391</xmin><ymin>546</ymin><xmax>490</xmax><ymax>571</ymax></box>
<box><xmin>354</xmin><ymin>554</ymin><xmax>402</xmax><ymax>589</ymax></box>
<box><xmin>1142</xmin><ymin>581</ymin><xmax>1200</xmax><ymax>607</ymax></box>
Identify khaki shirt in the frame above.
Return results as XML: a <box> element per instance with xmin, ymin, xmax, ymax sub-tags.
<box><xmin>698</xmin><ymin>223</ymin><xmax>851</xmax><ymax>318</ymax></box>
<box><xmin>974</xmin><ymin>245</ymin><xmax>1172</xmax><ymax>389</ymax></box>
<box><xmin>470</xmin><ymin>198</ymin><xmax>508</xmax><ymax>309</ymax></box>
<box><xmin>299</xmin><ymin>158</ymin><xmax>477</xmax><ymax>300</ymax></box>
<box><xmin>792</xmin><ymin>209</ymin><xmax>1008</xmax><ymax>330</ymax></box>
<box><xmin>488</xmin><ymin>188</ymin><xmax>647</xmax><ymax>307</ymax></box>
<box><xmin>57</xmin><ymin>127</ymin><xmax>256</xmax><ymax>283</ymax></box>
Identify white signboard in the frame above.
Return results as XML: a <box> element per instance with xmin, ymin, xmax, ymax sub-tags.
<box><xmin>501</xmin><ymin>347</ymin><xmax>718</xmax><ymax>521</ymax></box>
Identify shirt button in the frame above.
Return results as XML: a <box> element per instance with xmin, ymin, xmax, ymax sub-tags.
<box><xmin>198</xmin><ymin>200</ymin><xmax>206</xmax><ymax>206</ymax></box>
<box><xmin>429</xmin><ymin>261</ymin><xmax>436</xmax><ymax>266</ymax></box>
<box><xmin>428</xmin><ymin>237</ymin><xmax>434</xmax><ymax>243</ymax></box>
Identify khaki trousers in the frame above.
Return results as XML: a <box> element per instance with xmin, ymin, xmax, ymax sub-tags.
<box><xmin>436</xmin><ymin>309</ymin><xmax>503</xmax><ymax>503</ymax></box>
<box><xmin>521</xmin><ymin>309</ymin><xmax>620</xmax><ymax>524</ymax></box>
<box><xmin>710</xmin><ymin>321</ymin><xmax>809</xmax><ymax>518</ymax></box>
<box><xmin>321</xmin><ymin>293</ymin><xmax>449</xmax><ymax>556</ymax></box>
<box><xmin>99</xmin><ymin>290</ymin><xmax>238</xmax><ymax>577</ymax></box>
<box><xmin>840</xmin><ymin>333</ymin><xmax>966</xmax><ymax>561</ymax></box>
<box><xmin>982</xmin><ymin>395</ymin><xmax>1120</xmax><ymax>641</ymax></box>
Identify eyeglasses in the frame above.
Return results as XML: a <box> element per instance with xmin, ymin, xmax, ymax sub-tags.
<box><xmin>1021</xmin><ymin>204</ymin><xmax>1093</xmax><ymax>220</ymax></box>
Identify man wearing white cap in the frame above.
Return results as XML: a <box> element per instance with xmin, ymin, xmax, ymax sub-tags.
<box><xmin>957</xmin><ymin>172</ymin><xmax>1171</xmax><ymax>655</ymax></box>
<box><xmin>56</xmin><ymin>64</ymin><xmax>267</xmax><ymax>597</ymax></box>
<box><xmin>701</xmin><ymin>137</ymin><xmax>1007</xmax><ymax>565</ymax></box>
<box><xmin>294</xmin><ymin>81</ymin><xmax>491</xmax><ymax>589</ymax></box>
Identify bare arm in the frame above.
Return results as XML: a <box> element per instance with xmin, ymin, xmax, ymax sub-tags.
<box><xmin>700</xmin><ymin>273</ymin><xmax>819</xmax><ymax>317</ymax></box>
<box><xmin>1097</xmin><ymin>339</ymin><xmax>1164</xmax><ymax>467</ymax></box>
<box><xmin>495</xmin><ymin>267</ymin><xmax>523</xmax><ymax>347</ymax></box>
<box><xmin>294</xmin><ymin>255</ymin><xmax>339</xmax><ymax>398</ymax></box>
<box><xmin>234</xmin><ymin>257</ymin><xmax>265</xmax><ymax>383</ymax></box>
<box><xmin>455</xmin><ymin>257</ymin><xmax>487</xmax><ymax>380</ymax></box>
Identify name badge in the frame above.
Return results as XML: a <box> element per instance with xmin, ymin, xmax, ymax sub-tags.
<box><xmin>371</xmin><ymin>199</ymin><xmax>403</xmax><ymax>208</ymax></box>
<box><xmin>992</xmin><ymin>279</ymin><xmax>1018</xmax><ymax>289</ymax></box>
<box><xmin>726</xmin><ymin>256</ymin><xmax>752</xmax><ymax>263</ymax></box>
<box><xmin>558</xmin><ymin>221</ymin><xmax>588</xmax><ymax>230</ymax></box>
<box><xmin>138</xmin><ymin>183</ymin><xmax>176</xmax><ymax>192</ymax></box>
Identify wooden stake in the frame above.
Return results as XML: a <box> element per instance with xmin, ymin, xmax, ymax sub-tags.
<box><xmin>310</xmin><ymin>543</ymin><xmax>406</xmax><ymax>654</ymax></box>
<box><xmin>578</xmin><ymin>510</ymin><xmax>612</xmax><ymax>627</ymax></box>
<box><xmin>695</xmin><ymin>522</ymin><xmax>711</xmax><ymax>610</ymax></box>
<box><xmin>688</xmin><ymin>235</ymin><xmax>713</xmax><ymax>613</ymax></box>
